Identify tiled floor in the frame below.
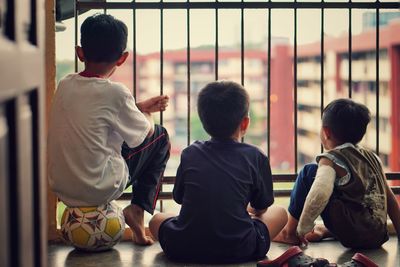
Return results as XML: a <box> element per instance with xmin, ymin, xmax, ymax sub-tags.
<box><xmin>48</xmin><ymin>237</ymin><xmax>400</xmax><ymax>267</ymax></box>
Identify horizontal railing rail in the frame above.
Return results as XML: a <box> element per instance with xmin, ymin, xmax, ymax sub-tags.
<box><xmin>77</xmin><ymin>2</ymin><xmax>400</xmax><ymax>10</ymax></box>
<box><xmin>117</xmin><ymin>174</ymin><xmax>400</xmax><ymax>201</ymax></box>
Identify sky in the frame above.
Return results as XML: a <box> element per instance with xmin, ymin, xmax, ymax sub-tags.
<box><xmin>55</xmin><ymin>7</ymin><xmax>380</xmax><ymax>61</ymax></box>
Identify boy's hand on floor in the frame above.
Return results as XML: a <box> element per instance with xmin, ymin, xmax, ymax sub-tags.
<box><xmin>297</xmin><ymin>232</ymin><xmax>309</xmax><ymax>248</ymax></box>
<box><xmin>137</xmin><ymin>95</ymin><xmax>169</xmax><ymax>113</ymax></box>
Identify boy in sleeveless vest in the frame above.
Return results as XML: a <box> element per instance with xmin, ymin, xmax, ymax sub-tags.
<box><xmin>274</xmin><ymin>99</ymin><xmax>400</xmax><ymax>248</ymax></box>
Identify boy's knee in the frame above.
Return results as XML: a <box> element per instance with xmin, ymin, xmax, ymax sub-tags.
<box><xmin>154</xmin><ymin>125</ymin><xmax>170</xmax><ymax>142</ymax></box>
<box><xmin>154</xmin><ymin>125</ymin><xmax>170</xmax><ymax>151</ymax></box>
<box><xmin>149</xmin><ymin>213</ymin><xmax>169</xmax><ymax>237</ymax></box>
<box><xmin>148</xmin><ymin>214</ymin><xmax>157</xmax><ymax>227</ymax></box>
<box><xmin>154</xmin><ymin>124</ymin><xmax>169</xmax><ymax>136</ymax></box>
<box><xmin>273</xmin><ymin>205</ymin><xmax>288</xmax><ymax>224</ymax></box>
<box><xmin>148</xmin><ymin>214</ymin><xmax>160</xmax><ymax>232</ymax></box>
<box><xmin>299</xmin><ymin>163</ymin><xmax>318</xmax><ymax>180</ymax></box>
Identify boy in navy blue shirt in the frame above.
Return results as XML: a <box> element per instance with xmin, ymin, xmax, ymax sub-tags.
<box><xmin>149</xmin><ymin>81</ymin><xmax>287</xmax><ymax>263</ymax></box>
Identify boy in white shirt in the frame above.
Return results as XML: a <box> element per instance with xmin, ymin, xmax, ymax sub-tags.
<box><xmin>48</xmin><ymin>14</ymin><xmax>170</xmax><ymax>245</ymax></box>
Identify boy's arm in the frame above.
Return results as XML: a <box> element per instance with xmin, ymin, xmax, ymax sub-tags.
<box><xmin>114</xmin><ymin>94</ymin><xmax>152</xmax><ymax>148</ymax></box>
<box><xmin>141</xmin><ymin>112</ymin><xmax>155</xmax><ymax>137</ymax></box>
<box><xmin>172</xmin><ymin>153</ymin><xmax>186</xmax><ymax>205</ymax></box>
<box><xmin>136</xmin><ymin>95</ymin><xmax>169</xmax><ymax>113</ymax></box>
<box><xmin>249</xmin><ymin>154</ymin><xmax>274</xmax><ymax>214</ymax></box>
<box><xmin>386</xmin><ymin>182</ymin><xmax>400</xmax><ymax>239</ymax></box>
<box><xmin>136</xmin><ymin>95</ymin><xmax>168</xmax><ymax>137</ymax></box>
<box><xmin>248</xmin><ymin>205</ymin><xmax>268</xmax><ymax>216</ymax></box>
<box><xmin>297</xmin><ymin>158</ymin><xmax>335</xmax><ymax>237</ymax></box>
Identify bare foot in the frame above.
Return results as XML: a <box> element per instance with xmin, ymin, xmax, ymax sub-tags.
<box><xmin>123</xmin><ymin>204</ymin><xmax>154</xmax><ymax>246</ymax></box>
<box><xmin>273</xmin><ymin>228</ymin><xmax>301</xmax><ymax>245</ymax></box>
<box><xmin>305</xmin><ymin>225</ymin><xmax>332</xmax><ymax>242</ymax></box>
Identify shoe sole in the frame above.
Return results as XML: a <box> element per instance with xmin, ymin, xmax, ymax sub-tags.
<box><xmin>257</xmin><ymin>246</ymin><xmax>303</xmax><ymax>267</ymax></box>
<box><xmin>352</xmin><ymin>253</ymin><xmax>379</xmax><ymax>267</ymax></box>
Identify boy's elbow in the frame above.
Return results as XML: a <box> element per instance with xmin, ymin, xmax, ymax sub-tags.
<box><xmin>173</xmin><ymin>194</ymin><xmax>182</xmax><ymax>205</ymax></box>
<box><xmin>146</xmin><ymin>124</ymin><xmax>155</xmax><ymax>137</ymax></box>
<box><xmin>253</xmin><ymin>208</ymin><xmax>268</xmax><ymax>216</ymax></box>
<box><xmin>264</xmin><ymin>196</ymin><xmax>274</xmax><ymax>208</ymax></box>
<box><xmin>142</xmin><ymin>112</ymin><xmax>154</xmax><ymax>137</ymax></box>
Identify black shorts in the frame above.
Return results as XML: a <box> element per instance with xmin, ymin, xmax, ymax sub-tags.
<box><xmin>158</xmin><ymin>217</ymin><xmax>270</xmax><ymax>263</ymax></box>
<box><xmin>252</xmin><ymin>218</ymin><xmax>271</xmax><ymax>260</ymax></box>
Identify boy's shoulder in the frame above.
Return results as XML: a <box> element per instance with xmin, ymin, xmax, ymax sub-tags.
<box><xmin>106</xmin><ymin>80</ymin><xmax>132</xmax><ymax>97</ymax></box>
<box><xmin>183</xmin><ymin>140</ymin><xmax>267</xmax><ymax>159</ymax></box>
<box><xmin>59</xmin><ymin>73</ymin><xmax>132</xmax><ymax>98</ymax></box>
<box><xmin>181</xmin><ymin>140</ymin><xmax>204</xmax><ymax>154</ymax></box>
<box><xmin>328</xmin><ymin>143</ymin><xmax>378</xmax><ymax>160</ymax></box>
<box><xmin>234</xmin><ymin>141</ymin><xmax>268</xmax><ymax>158</ymax></box>
<box><xmin>320</xmin><ymin>143</ymin><xmax>384</xmax><ymax>171</ymax></box>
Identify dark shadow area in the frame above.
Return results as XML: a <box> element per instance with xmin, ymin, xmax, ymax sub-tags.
<box><xmin>64</xmin><ymin>248</ymin><xmax>122</xmax><ymax>267</ymax></box>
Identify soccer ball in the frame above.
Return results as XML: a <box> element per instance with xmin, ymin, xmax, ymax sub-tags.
<box><xmin>61</xmin><ymin>201</ymin><xmax>125</xmax><ymax>251</ymax></box>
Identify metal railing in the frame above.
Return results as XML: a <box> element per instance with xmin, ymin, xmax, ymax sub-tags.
<box><xmin>73</xmin><ymin>1</ymin><xmax>400</xmax><ymax>203</ymax></box>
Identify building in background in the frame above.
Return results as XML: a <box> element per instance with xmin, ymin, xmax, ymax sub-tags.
<box><xmin>109</xmin><ymin>19</ymin><xmax>400</xmax><ymax>173</ymax></box>
<box><xmin>363</xmin><ymin>11</ymin><xmax>400</xmax><ymax>31</ymax></box>
<box><xmin>297</xmin><ymin>18</ymin><xmax>400</xmax><ymax>171</ymax></box>
<box><xmin>113</xmin><ymin>41</ymin><xmax>296</xmax><ymax>173</ymax></box>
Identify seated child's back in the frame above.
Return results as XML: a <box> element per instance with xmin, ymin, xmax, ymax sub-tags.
<box><xmin>49</xmin><ymin>14</ymin><xmax>172</xmax><ymax>246</ymax></box>
<box><xmin>275</xmin><ymin>98</ymin><xmax>400</xmax><ymax>249</ymax></box>
<box><xmin>48</xmin><ymin>74</ymin><xmax>149</xmax><ymax>206</ymax></box>
<box><xmin>166</xmin><ymin>138</ymin><xmax>272</xmax><ymax>261</ymax></box>
<box><xmin>150</xmin><ymin>81</ymin><xmax>287</xmax><ymax>263</ymax></box>
<box><xmin>316</xmin><ymin>142</ymin><xmax>388</xmax><ymax>247</ymax></box>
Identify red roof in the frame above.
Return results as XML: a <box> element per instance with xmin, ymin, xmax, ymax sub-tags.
<box><xmin>298</xmin><ymin>20</ymin><xmax>400</xmax><ymax>57</ymax></box>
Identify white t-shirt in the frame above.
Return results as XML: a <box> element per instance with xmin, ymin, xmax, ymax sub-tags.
<box><xmin>48</xmin><ymin>74</ymin><xmax>150</xmax><ymax>207</ymax></box>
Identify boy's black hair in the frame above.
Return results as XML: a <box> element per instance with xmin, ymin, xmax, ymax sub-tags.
<box><xmin>197</xmin><ymin>81</ymin><xmax>249</xmax><ymax>138</ymax></box>
<box><xmin>80</xmin><ymin>14</ymin><xmax>128</xmax><ymax>63</ymax></box>
<box><xmin>322</xmin><ymin>98</ymin><xmax>371</xmax><ymax>144</ymax></box>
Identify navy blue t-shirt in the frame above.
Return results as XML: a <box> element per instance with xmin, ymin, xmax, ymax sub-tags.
<box><xmin>160</xmin><ymin>138</ymin><xmax>274</xmax><ymax>262</ymax></box>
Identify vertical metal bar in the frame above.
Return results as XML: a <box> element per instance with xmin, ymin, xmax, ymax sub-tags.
<box><xmin>348</xmin><ymin>5</ymin><xmax>352</xmax><ymax>98</ymax></box>
<box><xmin>187</xmin><ymin>2</ymin><xmax>191</xmax><ymax>146</ymax></box>
<box><xmin>160</xmin><ymin>189</ymin><xmax>163</xmax><ymax>212</ymax></box>
<box><xmin>241</xmin><ymin>1</ymin><xmax>244</xmax><ymax>86</ymax></box>
<box><xmin>320</xmin><ymin>6</ymin><xmax>325</xmax><ymax>153</ymax></box>
<box><xmin>215</xmin><ymin>3</ymin><xmax>219</xmax><ymax>80</ymax></box>
<box><xmin>241</xmin><ymin>1</ymin><xmax>245</xmax><ymax>143</ymax></box>
<box><xmin>74</xmin><ymin>0</ymin><xmax>78</xmax><ymax>72</ymax></box>
<box><xmin>267</xmin><ymin>7</ymin><xmax>271</xmax><ymax>159</ymax></box>
<box><xmin>133</xmin><ymin>1</ymin><xmax>137</xmax><ymax>99</ymax></box>
<box><xmin>7</xmin><ymin>101</ymin><xmax>20</xmax><ymax>267</ymax></box>
<box><xmin>160</xmin><ymin>3</ymin><xmax>164</xmax><ymax>125</ymax></box>
<box><xmin>294</xmin><ymin>5</ymin><xmax>298</xmax><ymax>172</ymax></box>
<box><xmin>159</xmin><ymin>2</ymin><xmax>165</xmax><ymax>212</ymax></box>
<box><xmin>320</xmin><ymin>7</ymin><xmax>324</xmax><ymax>118</ymax></box>
<box><xmin>376</xmin><ymin>9</ymin><xmax>380</xmax><ymax>155</ymax></box>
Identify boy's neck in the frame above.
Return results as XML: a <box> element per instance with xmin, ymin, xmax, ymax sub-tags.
<box><xmin>211</xmin><ymin>136</ymin><xmax>239</xmax><ymax>143</ymax></box>
<box><xmin>326</xmin><ymin>141</ymin><xmax>348</xmax><ymax>150</ymax></box>
<box><xmin>82</xmin><ymin>62</ymin><xmax>116</xmax><ymax>78</ymax></box>
<box><xmin>230</xmin><ymin>130</ymin><xmax>242</xmax><ymax>142</ymax></box>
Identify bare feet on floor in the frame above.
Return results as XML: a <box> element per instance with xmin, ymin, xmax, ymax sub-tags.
<box><xmin>123</xmin><ymin>204</ymin><xmax>154</xmax><ymax>246</ymax></box>
<box><xmin>305</xmin><ymin>224</ymin><xmax>332</xmax><ymax>242</ymax></box>
<box><xmin>273</xmin><ymin>228</ymin><xmax>301</xmax><ymax>245</ymax></box>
